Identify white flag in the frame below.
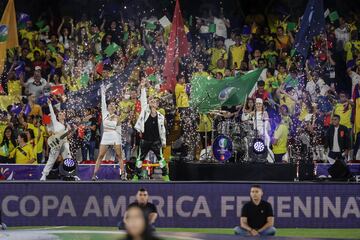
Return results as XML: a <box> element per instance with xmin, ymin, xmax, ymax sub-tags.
<box><xmin>159</xmin><ymin>16</ymin><xmax>171</xmax><ymax>28</ymax></box>
<box><xmin>324</xmin><ymin>8</ymin><xmax>330</xmax><ymax>18</ymax></box>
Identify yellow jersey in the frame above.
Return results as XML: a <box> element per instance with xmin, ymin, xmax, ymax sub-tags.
<box><xmin>10</xmin><ymin>143</ymin><xmax>36</xmax><ymax>164</ymax></box>
<box><xmin>7</xmin><ymin>80</ymin><xmax>22</xmax><ymax>96</ymax></box>
<box><xmin>27</xmin><ymin>123</ymin><xmax>47</xmax><ymax>154</ymax></box>
<box><xmin>272</xmin><ymin>123</ymin><xmax>289</xmax><ymax>154</ymax></box>
<box><xmin>175</xmin><ymin>83</ymin><xmax>189</xmax><ymax>108</ymax></box>
<box><xmin>207</xmin><ymin>47</ymin><xmax>227</xmax><ymax>70</ymax></box>
<box><xmin>333</xmin><ymin>103</ymin><xmax>352</xmax><ymax>129</ymax></box>
<box><xmin>229</xmin><ymin>44</ymin><xmax>246</xmax><ymax>69</ymax></box>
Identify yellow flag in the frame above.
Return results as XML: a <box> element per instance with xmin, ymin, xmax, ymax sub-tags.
<box><xmin>0</xmin><ymin>0</ymin><xmax>19</xmax><ymax>74</ymax></box>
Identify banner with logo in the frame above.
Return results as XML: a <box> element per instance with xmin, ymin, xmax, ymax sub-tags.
<box><xmin>0</xmin><ymin>182</ymin><xmax>358</xmax><ymax>228</ymax></box>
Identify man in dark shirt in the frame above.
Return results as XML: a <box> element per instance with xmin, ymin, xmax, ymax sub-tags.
<box><xmin>120</xmin><ymin>188</ymin><xmax>158</xmax><ymax>231</ymax></box>
<box><xmin>81</xmin><ymin>108</ymin><xmax>97</xmax><ymax>161</ymax></box>
<box><xmin>234</xmin><ymin>185</ymin><xmax>276</xmax><ymax>236</ymax></box>
<box><xmin>127</xmin><ymin>188</ymin><xmax>158</xmax><ymax>224</ymax></box>
<box><xmin>324</xmin><ymin>114</ymin><xmax>350</xmax><ymax>164</ymax></box>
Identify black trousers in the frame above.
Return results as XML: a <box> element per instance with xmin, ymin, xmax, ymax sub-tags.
<box><xmin>274</xmin><ymin>153</ymin><xmax>285</xmax><ymax>163</ymax></box>
<box><xmin>136</xmin><ymin>139</ymin><xmax>167</xmax><ymax>177</ymax></box>
<box><xmin>328</xmin><ymin>151</ymin><xmax>344</xmax><ymax>161</ymax></box>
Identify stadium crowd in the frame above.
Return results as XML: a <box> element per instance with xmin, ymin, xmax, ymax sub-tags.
<box><xmin>0</xmin><ymin>0</ymin><xmax>360</xmax><ymax>179</ymax></box>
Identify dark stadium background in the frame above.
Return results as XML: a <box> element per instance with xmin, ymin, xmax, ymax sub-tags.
<box><xmin>1</xmin><ymin>0</ymin><xmax>360</xmax><ymax>27</ymax></box>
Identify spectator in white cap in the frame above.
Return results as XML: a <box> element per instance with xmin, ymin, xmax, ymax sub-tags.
<box><xmin>254</xmin><ymin>97</ymin><xmax>274</xmax><ymax>162</ymax></box>
<box><xmin>254</xmin><ymin>98</ymin><xmax>270</xmax><ymax>138</ymax></box>
<box><xmin>20</xmin><ymin>66</ymin><xmax>47</xmax><ymax>98</ymax></box>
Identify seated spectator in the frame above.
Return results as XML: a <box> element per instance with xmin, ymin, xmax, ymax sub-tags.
<box><xmin>234</xmin><ymin>185</ymin><xmax>276</xmax><ymax>236</ymax></box>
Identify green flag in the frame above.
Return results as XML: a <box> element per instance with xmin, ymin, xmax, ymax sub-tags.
<box><xmin>39</xmin><ymin>25</ymin><xmax>49</xmax><ymax>33</ymax></box>
<box><xmin>284</xmin><ymin>75</ymin><xmax>298</xmax><ymax>88</ymax></box>
<box><xmin>287</xmin><ymin>22</ymin><xmax>296</xmax><ymax>31</ymax></box>
<box><xmin>147</xmin><ymin>74</ymin><xmax>158</xmax><ymax>83</ymax></box>
<box><xmin>123</xmin><ymin>32</ymin><xmax>129</xmax><ymax>41</ymax></box>
<box><xmin>137</xmin><ymin>47</ymin><xmax>145</xmax><ymax>56</ymax></box>
<box><xmin>191</xmin><ymin>69</ymin><xmax>262</xmax><ymax>113</ymax></box>
<box><xmin>290</xmin><ymin>48</ymin><xmax>296</xmax><ymax>57</ymax></box>
<box><xmin>18</xmin><ymin>22</ymin><xmax>26</xmax><ymax>30</ymax></box>
<box><xmin>95</xmin><ymin>55</ymin><xmax>103</xmax><ymax>63</ymax></box>
<box><xmin>146</xmin><ymin>35</ymin><xmax>154</xmax><ymax>43</ymax></box>
<box><xmin>80</xmin><ymin>73</ymin><xmax>89</xmax><ymax>87</ymax></box>
<box><xmin>1</xmin><ymin>144</ymin><xmax>9</xmax><ymax>156</ymax></box>
<box><xmin>209</xmin><ymin>23</ymin><xmax>216</xmax><ymax>33</ymax></box>
<box><xmin>329</xmin><ymin>11</ymin><xmax>339</xmax><ymax>23</ymax></box>
<box><xmin>104</xmin><ymin>42</ymin><xmax>120</xmax><ymax>57</ymax></box>
<box><xmin>35</xmin><ymin>20</ymin><xmax>45</xmax><ymax>29</ymax></box>
<box><xmin>146</xmin><ymin>22</ymin><xmax>156</xmax><ymax>30</ymax></box>
<box><xmin>47</xmin><ymin>44</ymin><xmax>56</xmax><ymax>53</ymax></box>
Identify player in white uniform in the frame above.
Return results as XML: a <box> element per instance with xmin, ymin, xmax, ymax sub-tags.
<box><xmin>92</xmin><ymin>84</ymin><xmax>125</xmax><ymax>180</ymax></box>
<box><xmin>40</xmin><ymin>99</ymin><xmax>72</xmax><ymax>180</ymax></box>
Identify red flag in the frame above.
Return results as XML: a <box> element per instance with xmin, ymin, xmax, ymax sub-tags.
<box><xmin>51</xmin><ymin>85</ymin><xmax>65</xmax><ymax>95</ymax></box>
<box><xmin>163</xmin><ymin>0</ymin><xmax>190</xmax><ymax>91</ymax></box>
<box><xmin>96</xmin><ymin>62</ymin><xmax>104</xmax><ymax>75</ymax></box>
<box><xmin>42</xmin><ymin>114</ymin><xmax>51</xmax><ymax>125</ymax></box>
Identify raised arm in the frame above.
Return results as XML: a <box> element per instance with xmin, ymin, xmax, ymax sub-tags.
<box><xmin>18</xmin><ymin>113</ymin><xmax>28</xmax><ymax>129</ymax></box>
<box><xmin>139</xmin><ymin>79</ymin><xmax>148</xmax><ymax>109</ymax></box>
<box><xmin>57</xmin><ymin>18</ymin><xmax>65</xmax><ymax>37</ymax></box>
<box><xmin>100</xmin><ymin>19</ymin><xmax>106</xmax><ymax>32</ymax></box>
<box><xmin>101</xmin><ymin>84</ymin><xmax>109</xmax><ymax>118</ymax></box>
<box><xmin>48</xmin><ymin>99</ymin><xmax>58</xmax><ymax>126</ymax></box>
<box><xmin>69</xmin><ymin>18</ymin><xmax>75</xmax><ymax>38</ymax></box>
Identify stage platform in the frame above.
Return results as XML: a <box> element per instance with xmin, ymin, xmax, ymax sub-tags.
<box><xmin>0</xmin><ymin>163</ymin><xmax>359</xmax><ymax>181</ymax></box>
<box><xmin>169</xmin><ymin>161</ymin><xmax>298</xmax><ymax>181</ymax></box>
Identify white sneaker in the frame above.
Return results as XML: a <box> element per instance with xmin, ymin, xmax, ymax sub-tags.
<box><xmin>40</xmin><ymin>175</ymin><xmax>46</xmax><ymax>181</ymax></box>
<box><xmin>1</xmin><ymin>222</ymin><xmax>7</xmax><ymax>230</ymax></box>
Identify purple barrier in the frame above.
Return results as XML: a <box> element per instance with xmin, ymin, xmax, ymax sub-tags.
<box><xmin>315</xmin><ymin>163</ymin><xmax>360</xmax><ymax>178</ymax></box>
<box><xmin>2</xmin><ymin>164</ymin><xmax>360</xmax><ymax>181</ymax></box>
<box><xmin>0</xmin><ymin>182</ymin><xmax>359</xmax><ymax>228</ymax></box>
<box><xmin>0</xmin><ymin>164</ymin><xmax>120</xmax><ymax>180</ymax></box>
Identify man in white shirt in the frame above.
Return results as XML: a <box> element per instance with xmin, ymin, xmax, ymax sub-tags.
<box><xmin>305</xmin><ymin>73</ymin><xmax>329</xmax><ymax>102</ymax></box>
<box><xmin>334</xmin><ymin>17</ymin><xmax>350</xmax><ymax>50</ymax></box>
<box><xmin>225</xmin><ymin>30</ymin><xmax>236</xmax><ymax>53</ymax></box>
<box><xmin>214</xmin><ymin>17</ymin><xmax>229</xmax><ymax>39</ymax></box>
<box><xmin>22</xmin><ymin>66</ymin><xmax>47</xmax><ymax>98</ymax></box>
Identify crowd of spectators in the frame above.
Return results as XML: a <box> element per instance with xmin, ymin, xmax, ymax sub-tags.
<box><xmin>0</xmin><ymin>1</ymin><xmax>360</xmax><ymax>170</ymax></box>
